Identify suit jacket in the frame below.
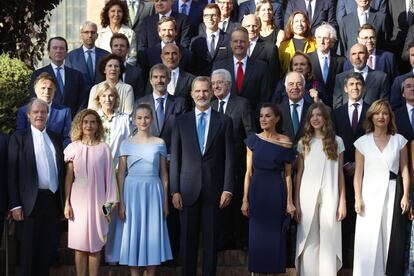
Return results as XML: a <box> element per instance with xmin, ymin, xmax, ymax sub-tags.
<box><xmin>0</xmin><ymin>133</ymin><xmax>8</xmax><ymax>213</ymax></box>
<box><xmin>130</xmin><ymin>0</ymin><xmax>155</xmax><ymax>32</ymax></box>
<box><xmin>339</xmin><ymin>8</ymin><xmax>388</xmax><ymax>54</ymax></box>
<box><xmin>284</xmin><ymin>0</ymin><xmax>337</xmax><ymax>35</ymax></box>
<box><xmin>336</xmin><ymin>0</ymin><xmax>387</xmax><ymax>25</ymax></box>
<box><xmin>238</xmin><ymin>0</ymin><xmax>283</xmax><ymax>28</ymax></box>
<box><xmin>65</xmin><ymin>46</ymin><xmax>109</xmax><ymax>90</ymax></box>
<box><xmin>249</xmin><ymin>38</ymin><xmax>281</xmax><ymax>90</ymax></box>
<box><xmin>29</xmin><ymin>64</ymin><xmax>86</xmax><ymax>118</ymax></box>
<box><xmin>395</xmin><ymin>105</ymin><xmax>414</xmax><ymax>142</ymax></box>
<box><xmin>277</xmin><ymin>99</ymin><xmax>310</xmax><ymax>144</ymax></box>
<box><xmin>402</xmin><ymin>25</ymin><xmax>414</xmax><ymax>63</ymax></box>
<box><xmin>124</xmin><ymin>63</ymin><xmax>146</xmax><ymax>100</ymax></box>
<box><xmin>390</xmin><ymin>72</ymin><xmax>412</xmax><ymax>110</ymax></box>
<box><xmin>136</xmin><ymin>93</ymin><xmax>186</xmax><ymax>152</ymax></box>
<box><xmin>332</xmin><ymin>102</ymin><xmax>369</xmax><ymax>164</ymax></box>
<box><xmin>212</xmin><ymin>57</ymin><xmax>271</xmax><ymax>112</ymax></box>
<box><xmin>16</xmin><ymin>103</ymin><xmax>72</xmax><ymax>148</ymax></box>
<box><xmin>343</xmin><ymin>49</ymin><xmax>399</xmax><ymax>81</ymax></box>
<box><xmin>8</xmin><ymin>128</ymin><xmax>65</xmax><ymax>216</ymax></box>
<box><xmin>388</xmin><ymin>0</ymin><xmax>412</xmax><ymax>54</ymax></box>
<box><xmin>198</xmin><ymin>20</ymin><xmax>240</xmax><ymax>36</ymax></box>
<box><xmin>137</xmin><ymin>11</ymin><xmax>191</xmax><ymax>50</ymax></box>
<box><xmin>333</xmin><ymin>68</ymin><xmax>389</xmax><ymax>109</ymax></box>
<box><xmin>172</xmin><ymin>0</ymin><xmax>204</xmax><ymax>38</ymax></box>
<box><xmin>190</xmin><ymin>30</ymin><xmax>230</xmax><ymax>76</ymax></box>
<box><xmin>211</xmin><ymin>95</ymin><xmax>254</xmax><ymax>173</ymax></box>
<box><xmin>308</xmin><ymin>51</ymin><xmax>345</xmax><ymax>106</ymax></box>
<box><xmin>170</xmin><ymin>109</ymin><xmax>235</xmax><ymax>205</ymax></box>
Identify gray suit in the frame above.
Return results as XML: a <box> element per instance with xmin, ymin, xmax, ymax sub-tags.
<box><xmin>333</xmin><ymin>68</ymin><xmax>390</xmax><ymax>109</ymax></box>
<box><xmin>129</xmin><ymin>0</ymin><xmax>155</xmax><ymax>34</ymax></box>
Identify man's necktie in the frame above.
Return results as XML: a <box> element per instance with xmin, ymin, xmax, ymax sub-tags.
<box><xmin>129</xmin><ymin>0</ymin><xmax>136</xmax><ymax>25</ymax></box>
<box><xmin>43</xmin><ymin>133</ymin><xmax>58</xmax><ymax>193</ymax></box>
<box><xmin>307</xmin><ymin>0</ymin><xmax>312</xmax><ymax>22</ymax></box>
<box><xmin>219</xmin><ymin>100</ymin><xmax>225</xmax><ymax>114</ymax></box>
<box><xmin>156</xmin><ymin>97</ymin><xmax>165</xmax><ymax>129</ymax></box>
<box><xmin>197</xmin><ymin>112</ymin><xmax>206</xmax><ymax>153</ymax></box>
<box><xmin>322</xmin><ymin>56</ymin><xmax>329</xmax><ymax>84</ymax></box>
<box><xmin>367</xmin><ymin>55</ymin><xmax>373</xmax><ymax>69</ymax></box>
<box><xmin>221</xmin><ymin>20</ymin><xmax>227</xmax><ymax>32</ymax></box>
<box><xmin>236</xmin><ymin>61</ymin><xmax>244</xmax><ymax>94</ymax></box>
<box><xmin>181</xmin><ymin>3</ymin><xmax>187</xmax><ymax>15</ymax></box>
<box><xmin>292</xmin><ymin>103</ymin><xmax>299</xmax><ymax>135</ymax></box>
<box><xmin>56</xmin><ymin>67</ymin><xmax>64</xmax><ymax>96</ymax></box>
<box><xmin>86</xmin><ymin>50</ymin><xmax>94</xmax><ymax>81</ymax></box>
<box><xmin>167</xmin><ymin>71</ymin><xmax>176</xmax><ymax>94</ymax></box>
<box><xmin>411</xmin><ymin>108</ymin><xmax>414</xmax><ymax>132</ymax></box>
<box><xmin>210</xmin><ymin>33</ymin><xmax>216</xmax><ymax>57</ymax></box>
<box><xmin>351</xmin><ymin>103</ymin><xmax>359</xmax><ymax>132</ymax></box>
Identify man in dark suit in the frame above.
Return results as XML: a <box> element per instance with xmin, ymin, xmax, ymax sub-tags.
<box><xmin>159</xmin><ymin>43</ymin><xmax>195</xmax><ymax>111</ymax></box>
<box><xmin>137</xmin><ymin>0</ymin><xmax>191</xmax><ymax>50</ymax></box>
<box><xmin>138</xmin><ymin>17</ymin><xmax>192</xmax><ymax>78</ymax></box>
<box><xmin>199</xmin><ymin>0</ymin><xmax>239</xmax><ymax>35</ymax></box>
<box><xmin>30</xmin><ymin>37</ymin><xmax>86</xmax><ymax>118</ymax></box>
<box><xmin>332</xmin><ymin>72</ymin><xmax>369</xmax><ymax>268</ymax></box>
<box><xmin>170</xmin><ymin>76</ymin><xmax>234</xmax><ymax>276</ymax></box>
<box><xmin>0</xmin><ymin>133</ymin><xmax>7</xmax><ymax>241</ymax></box>
<box><xmin>309</xmin><ymin>22</ymin><xmax>345</xmax><ymax>107</ymax></box>
<box><xmin>343</xmin><ymin>23</ymin><xmax>399</xmax><ymax>80</ymax></box>
<box><xmin>242</xmin><ymin>14</ymin><xmax>280</xmax><ymax>90</ymax></box>
<box><xmin>395</xmin><ymin>76</ymin><xmax>414</xmax><ymax>142</ymax></box>
<box><xmin>172</xmin><ymin>0</ymin><xmax>204</xmax><ymax>37</ymax></box>
<box><xmin>127</xmin><ymin>0</ymin><xmax>154</xmax><ymax>32</ymax></box>
<box><xmin>284</xmin><ymin>0</ymin><xmax>337</xmax><ymax>35</ymax></box>
<box><xmin>336</xmin><ymin>0</ymin><xmax>386</xmax><ymax>25</ymax></box>
<box><xmin>391</xmin><ymin>42</ymin><xmax>414</xmax><ymax>109</ymax></box>
<box><xmin>66</xmin><ymin>21</ymin><xmax>109</xmax><ymax>95</ymax></box>
<box><xmin>238</xmin><ymin>0</ymin><xmax>283</xmax><ymax>28</ymax></box>
<box><xmin>110</xmin><ymin>33</ymin><xmax>146</xmax><ymax>100</ymax></box>
<box><xmin>190</xmin><ymin>4</ymin><xmax>230</xmax><ymax>76</ymax></box>
<box><xmin>8</xmin><ymin>98</ymin><xmax>65</xmax><ymax>276</ymax></box>
<box><xmin>211</xmin><ymin>68</ymin><xmax>253</xmax><ymax>250</ymax></box>
<box><xmin>388</xmin><ymin>0</ymin><xmax>414</xmax><ymax>59</ymax></box>
<box><xmin>213</xmin><ymin>26</ymin><xmax>271</xmax><ymax>121</ymax></box>
<box><xmin>339</xmin><ymin>0</ymin><xmax>388</xmax><ymax>54</ymax></box>
<box><xmin>17</xmin><ymin>73</ymin><xmax>72</xmax><ymax>147</ymax></box>
<box><xmin>277</xmin><ymin>71</ymin><xmax>310</xmax><ymax>145</ymax></box>
<box><xmin>333</xmin><ymin>43</ymin><xmax>389</xmax><ymax>109</ymax></box>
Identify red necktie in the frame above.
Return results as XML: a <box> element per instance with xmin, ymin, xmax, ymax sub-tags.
<box><xmin>237</xmin><ymin>61</ymin><xmax>244</xmax><ymax>94</ymax></box>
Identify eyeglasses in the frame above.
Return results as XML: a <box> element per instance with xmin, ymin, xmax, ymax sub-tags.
<box><xmin>211</xmin><ymin>80</ymin><xmax>228</xmax><ymax>86</ymax></box>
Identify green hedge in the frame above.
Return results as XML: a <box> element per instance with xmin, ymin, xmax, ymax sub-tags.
<box><xmin>0</xmin><ymin>54</ymin><xmax>32</xmax><ymax>134</ymax></box>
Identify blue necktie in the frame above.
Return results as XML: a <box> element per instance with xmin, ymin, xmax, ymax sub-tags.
<box><xmin>43</xmin><ymin>133</ymin><xmax>58</xmax><ymax>193</ymax></box>
<box><xmin>197</xmin><ymin>112</ymin><xmax>206</xmax><ymax>153</ymax></box>
<box><xmin>55</xmin><ymin>67</ymin><xmax>64</xmax><ymax>96</ymax></box>
<box><xmin>86</xmin><ymin>50</ymin><xmax>94</xmax><ymax>82</ymax></box>
<box><xmin>156</xmin><ymin>97</ymin><xmax>165</xmax><ymax>130</ymax></box>
<box><xmin>322</xmin><ymin>56</ymin><xmax>329</xmax><ymax>84</ymax></box>
<box><xmin>411</xmin><ymin>108</ymin><xmax>414</xmax><ymax>132</ymax></box>
<box><xmin>181</xmin><ymin>3</ymin><xmax>187</xmax><ymax>14</ymax></box>
<box><xmin>291</xmin><ymin>103</ymin><xmax>299</xmax><ymax>135</ymax></box>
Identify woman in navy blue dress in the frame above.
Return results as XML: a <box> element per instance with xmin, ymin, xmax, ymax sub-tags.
<box><xmin>241</xmin><ymin>103</ymin><xmax>295</xmax><ymax>274</ymax></box>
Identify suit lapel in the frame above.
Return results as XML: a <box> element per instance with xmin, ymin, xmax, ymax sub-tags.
<box><xmin>187</xmin><ymin>111</ymin><xmax>202</xmax><ymax>155</ymax></box>
<box><xmin>250</xmin><ymin>40</ymin><xmax>263</xmax><ymax>59</ymax></box>
<box><xmin>148</xmin><ymin>97</ymin><xmax>160</xmax><ymax>134</ymax></box>
<box><xmin>204</xmin><ymin>110</ymin><xmax>220</xmax><ymax>155</ymax></box>
<box><xmin>281</xmin><ymin>101</ymin><xmax>294</xmax><ymax>139</ymax></box>
<box><xmin>225</xmin><ymin>95</ymin><xmax>235</xmax><ymax>116</ymax></box>
<box><xmin>25</xmin><ymin>129</ymin><xmax>38</xmax><ymax>188</ymax></box>
<box><xmin>312</xmin><ymin>0</ymin><xmax>322</xmax><ymax>25</ymax></box>
<box><xmin>164</xmin><ymin>96</ymin><xmax>174</xmax><ymax>127</ymax></box>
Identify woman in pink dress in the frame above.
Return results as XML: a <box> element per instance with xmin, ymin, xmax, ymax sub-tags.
<box><xmin>64</xmin><ymin>109</ymin><xmax>118</xmax><ymax>276</ymax></box>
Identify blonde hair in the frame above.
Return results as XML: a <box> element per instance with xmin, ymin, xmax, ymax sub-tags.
<box><xmin>70</xmin><ymin>109</ymin><xmax>105</xmax><ymax>142</ymax></box>
<box><xmin>364</xmin><ymin>99</ymin><xmax>397</xmax><ymax>135</ymax></box>
<box><xmin>93</xmin><ymin>82</ymin><xmax>120</xmax><ymax>110</ymax></box>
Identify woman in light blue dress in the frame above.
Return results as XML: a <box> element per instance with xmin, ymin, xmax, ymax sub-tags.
<box><xmin>117</xmin><ymin>103</ymin><xmax>172</xmax><ymax>276</ymax></box>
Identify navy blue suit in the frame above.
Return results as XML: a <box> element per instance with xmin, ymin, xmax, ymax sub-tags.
<box><xmin>336</xmin><ymin>0</ymin><xmax>387</xmax><ymax>25</ymax></box>
<box><xmin>29</xmin><ymin>65</ymin><xmax>86</xmax><ymax>118</ymax></box>
<box><xmin>137</xmin><ymin>11</ymin><xmax>191</xmax><ymax>50</ymax></box>
<box><xmin>16</xmin><ymin>103</ymin><xmax>72</xmax><ymax>148</ymax></box>
<box><xmin>238</xmin><ymin>0</ymin><xmax>283</xmax><ymax>28</ymax></box>
<box><xmin>172</xmin><ymin>0</ymin><xmax>204</xmax><ymax>38</ymax></box>
<box><xmin>124</xmin><ymin>63</ymin><xmax>146</xmax><ymax>100</ymax></box>
<box><xmin>395</xmin><ymin>105</ymin><xmax>414</xmax><ymax>142</ymax></box>
<box><xmin>390</xmin><ymin>72</ymin><xmax>412</xmax><ymax>110</ymax></box>
<box><xmin>284</xmin><ymin>0</ymin><xmax>337</xmax><ymax>35</ymax></box>
<box><xmin>343</xmin><ymin>49</ymin><xmax>399</xmax><ymax>81</ymax></box>
<box><xmin>0</xmin><ymin>133</ymin><xmax>8</xmax><ymax>240</ymax></box>
<box><xmin>66</xmin><ymin>46</ymin><xmax>110</xmax><ymax>92</ymax></box>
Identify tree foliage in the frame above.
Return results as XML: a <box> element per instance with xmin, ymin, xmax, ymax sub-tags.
<box><xmin>0</xmin><ymin>0</ymin><xmax>62</xmax><ymax>69</ymax></box>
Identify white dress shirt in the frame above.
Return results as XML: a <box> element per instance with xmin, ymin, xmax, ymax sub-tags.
<box><xmin>289</xmin><ymin>98</ymin><xmax>304</xmax><ymax>121</ymax></box>
<box><xmin>178</xmin><ymin>0</ymin><xmax>192</xmax><ymax>15</ymax></box>
<box><xmin>406</xmin><ymin>103</ymin><xmax>414</xmax><ymax>125</ymax></box>
<box><xmin>153</xmin><ymin>92</ymin><xmax>168</xmax><ymax>113</ymax></box>
<box><xmin>159</xmin><ymin>10</ymin><xmax>173</xmax><ymax>18</ymax></box>
<box><xmin>354</xmin><ymin>65</ymin><xmax>369</xmax><ymax>80</ymax></box>
<box><xmin>357</xmin><ymin>7</ymin><xmax>369</xmax><ymax>26</ymax></box>
<box><xmin>233</xmin><ymin>55</ymin><xmax>248</xmax><ymax>81</ymax></box>
<box><xmin>317</xmin><ymin>49</ymin><xmax>330</xmax><ymax>73</ymax></box>
<box><xmin>167</xmin><ymin>67</ymin><xmax>180</xmax><ymax>95</ymax></box>
<box><xmin>347</xmin><ymin>98</ymin><xmax>363</xmax><ymax>123</ymax></box>
<box><xmin>83</xmin><ymin>46</ymin><xmax>96</xmax><ymax>72</ymax></box>
<box><xmin>195</xmin><ymin>106</ymin><xmax>211</xmax><ymax>154</ymax></box>
<box><xmin>206</xmin><ymin>29</ymin><xmax>220</xmax><ymax>54</ymax></box>
<box><xmin>304</xmin><ymin>0</ymin><xmax>315</xmax><ymax>19</ymax></box>
<box><xmin>218</xmin><ymin>92</ymin><xmax>231</xmax><ymax>114</ymax></box>
<box><xmin>248</xmin><ymin>37</ymin><xmax>259</xmax><ymax>56</ymax></box>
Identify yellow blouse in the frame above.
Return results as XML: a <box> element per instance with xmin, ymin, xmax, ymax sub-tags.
<box><xmin>278</xmin><ymin>38</ymin><xmax>317</xmax><ymax>75</ymax></box>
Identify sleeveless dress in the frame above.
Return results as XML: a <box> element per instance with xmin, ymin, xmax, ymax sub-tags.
<box><xmin>244</xmin><ymin>134</ymin><xmax>293</xmax><ymax>273</ymax></box>
<box><xmin>118</xmin><ymin>141</ymin><xmax>172</xmax><ymax>266</ymax></box>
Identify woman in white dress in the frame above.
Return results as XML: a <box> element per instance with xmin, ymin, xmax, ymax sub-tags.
<box><xmin>295</xmin><ymin>102</ymin><xmax>346</xmax><ymax>275</ymax></box>
<box><xmin>353</xmin><ymin>99</ymin><xmax>410</xmax><ymax>276</ymax></box>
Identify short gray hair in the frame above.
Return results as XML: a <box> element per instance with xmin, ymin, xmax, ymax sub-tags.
<box><xmin>211</xmin><ymin>69</ymin><xmax>232</xmax><ymax>82</ymax></box>
<box><xmin>26</xmin><ymin>98</ymin><xmax>49</xmax><ymax>114</ymax></box>
<box><xmin>315</xmin><ymin>22</ymin><xmax>337</xmax><ymax>41</ymax></box>
<box><xmin>80</xmin><ymin>21</ymin><xmax>98</xmax><ymax>32</ymax></box>
<box><xmin>284</xmin><ymin>71</ymin><xmax>306</xmax><ymax>87</ymax></box>
<box><xmin>149</xmin><ymin>63</ymin><xmax>171</xmax><ymax>79</ymax></box>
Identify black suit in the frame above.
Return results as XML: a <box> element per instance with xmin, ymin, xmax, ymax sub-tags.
<box><xmin>29</xmin><ymin>64</ymin><xmax>86</xmax><ymax>118</ymax></box>
<box><xmin>8</xmin><ymin>128</ymin><xmax>64</xmax><ymax>276</ymax></box>
<box><xmin>0</xmin><ymin>133</ymin><xmax>7</xmax><ymax>241</ymax></box>
<box><xmin>212</xmin><ymin>95</ymin><xmax>253</xmax><ymax>248</ymax></box>
<box><xmin>333</xmin><ymin>68</ymin><xmax>389</xmax><ymax>109</ymax></box>
<box><xmin>124</xmin><ymin>63</ymin><xmax>146</xmax><ymax>100</ymax></box>
<box><xmin>238</xmin><ymin>0</ymin><xmax>283</xmax><ymax>28</ymax></box>
<box><xmin>130</xmin><ymin>0</ymin><xmax>155</xmax><ymax>32</ymax></box>
<box><xmin>395</xmin><ymin>106</ymin><xmax>414</xmax><ymax>142</ymax></box>
<box><xmin>278</xmin><ymin>99</ymin><xmax>310</xmax><ymax>144</ymax></box>
<box><xmin>170</xmin><ymin>109</ymin><xmax>234</xmax><ymax>276</ymax></box>
<box><xmin>198</xmin><ymin>20</ymin><xmax>240</xmax><ymax>36</ymax></box>
<box><xmin>332</xmin><ymin>102</ymin><xmax>369</xmax><ymax>268</ymax></box>
<box><xmin>284</xmin><ymin>0</ymin><xmax>337</xmax><ymax>35</ymax></box>
<box><xmin>137</xmin><ymin>12</ymin><xmax>191</xmax><ymax>50</ymax></box>
<box><xmin>249</xmin><ymin>38</ymin><xmax>281</xmax><ymax>91</ymax></box>
<box><xmin>172</xmin><ymin>0</ymin><xmax>204</xmax><ymax>38</ymax></box>
<box><xmin>190</xmin><ymin>30</ymin><xmax>230</xmax><ymax>76</ymax></box>
<box><xmin>308</xmin><ymin>51</ymin><xmax>345</xmax><ymax>107</ymax></box>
